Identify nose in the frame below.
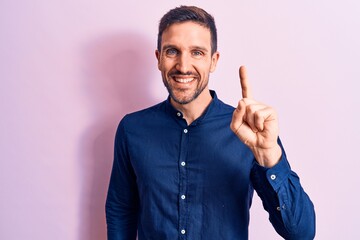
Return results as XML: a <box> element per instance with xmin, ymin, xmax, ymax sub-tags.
<box><xmin>175</xmin><ymin>53</ymin><xmax>192</xmax><ymax>74</ymax></box>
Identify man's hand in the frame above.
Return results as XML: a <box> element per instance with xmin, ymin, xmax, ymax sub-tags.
<box><xmin>230</xmin><ymin>66</ymin><xmax>282</xmax><ymax>168</ymax></box>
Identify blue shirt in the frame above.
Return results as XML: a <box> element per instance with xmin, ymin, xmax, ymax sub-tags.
<box><xmin>106</xmin><ymin>90</ymin><xmax>315</xmax><ymax>240</ymax></box>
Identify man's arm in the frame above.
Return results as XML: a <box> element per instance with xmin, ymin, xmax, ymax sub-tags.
<box><xmin>251</xmin><ymin>141</ymin><xmax>315</xmax><ymax>239</ymax></box>
<box><xmin>230</xmin><ymin>66</ymin><xmax>316</xmax><ymax>239</ymax></box>
<box><xmin>106</xmin><ymin>119</ymin><xmax>139</xmax><ymax>240</ymax></box>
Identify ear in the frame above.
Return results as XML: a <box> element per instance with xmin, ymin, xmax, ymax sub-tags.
<box><xmin>155</xmin><ymin>50</ymin><xmax>161</xmax><ymax>70</ymax></box>
<box><xmin>209</xmin><ymin>51</ymin><xmax>220</xmax><ymax>73</ymax></box>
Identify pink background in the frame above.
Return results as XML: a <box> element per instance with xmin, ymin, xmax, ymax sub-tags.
<box><xmin>1</xmin><ymin>1</ymin><xmax>359</xmax><ymax>239</ymax></box>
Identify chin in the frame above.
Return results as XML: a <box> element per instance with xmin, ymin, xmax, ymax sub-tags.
<box><xmin>171</xmin><ymin>91</ymin><xmax>198</xmax><ymax>105</ymax></box>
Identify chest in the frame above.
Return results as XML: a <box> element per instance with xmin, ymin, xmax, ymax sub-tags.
<box><xmin>127</xmin><ymin>122</ymin><xmax>254</xmax><ymax>190</ymax></box>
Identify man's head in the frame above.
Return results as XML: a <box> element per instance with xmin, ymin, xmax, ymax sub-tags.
<box><xmin>157</xmin><ymin>5</ymin><xmax>217</xmax><ymax>55</ymax></box>
<box><xmin>156</xmin><ymin>6</ymin><xmax>220</xmax><ymax>105</ymax></box>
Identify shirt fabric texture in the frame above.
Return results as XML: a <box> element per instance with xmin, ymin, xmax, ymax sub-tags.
<box><xmin>106</xmin><ymin>90</ymin><xmax>316</xmax><ymax>240</ymax></box>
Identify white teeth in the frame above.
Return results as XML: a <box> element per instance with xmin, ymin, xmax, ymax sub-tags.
<box><xmin>174</xmin><ymin>77</ymin><xmax>194</xmax><ymax>83</ymax></box>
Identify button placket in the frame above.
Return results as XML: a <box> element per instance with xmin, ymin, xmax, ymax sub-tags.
<box><xmin>178</xmin><ymin>126</ymin><xmax>189</xmax><ymax>238</ymax></box>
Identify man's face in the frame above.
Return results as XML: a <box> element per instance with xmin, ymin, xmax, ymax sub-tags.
<box><xmin>156</xmin><ymin>21</ymin><xmax>219</xmax><ymax>105</ymax></box>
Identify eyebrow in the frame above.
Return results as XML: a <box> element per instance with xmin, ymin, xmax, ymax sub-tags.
<box><xmin>161</xmin><ymin>44</ymin><xmax>178</xmax><ymax>51</ymax></box>
<box><xmin>191</xmin><ymin>46</ymin><xmax>209</xmax><ymax>53</ymax></box>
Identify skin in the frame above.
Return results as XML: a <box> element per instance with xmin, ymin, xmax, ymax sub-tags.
<box><xmin>156</xmin><ymin>21</ymin><xmax>281</xmax><ymax>167</ymax></box>
<box><xmin>155</xmin><ymin>22</ymin><xmax>219</xmax><ymax>124</ymax></box>
<box><xmin>230</xmin><ymin>66</ymin><xmax>282</xmax><ymax>167</ymax></box>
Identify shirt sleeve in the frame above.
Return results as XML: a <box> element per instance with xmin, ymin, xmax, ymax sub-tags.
<box><xmin>105</xmin><ymin>118</ymin><xmax>139</xmax><ymax>240</ymax></box>
<box><xmin>250</xmin><ymin>140</ymin><xmax>316</xmax><ymax>239</ymax></box>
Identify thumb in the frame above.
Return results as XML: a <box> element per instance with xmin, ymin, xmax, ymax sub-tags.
<box><xmin>231</xmin><ymin>100</ymin><xmax>246</xmax><ymax>134</ymax></box>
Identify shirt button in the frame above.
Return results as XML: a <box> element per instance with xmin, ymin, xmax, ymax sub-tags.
<box><xmin>276</xmin><ymin>206</ymin><xmax>281</xmax><ymax>211</ymax></box>
<box><xmin>183</xmin><ymin>129</ymin><xmax>188</xmax><ymax>134</ymax></box>
<box><xmin>181</xmin><ymin>195</ymin><xmax>186</xmax><ymax>200</ymax></box>
<box><xmin>270</xmin><ymin>174</ymin><xmax>276</xmax><ymax>180</ymax></box>
<box><xmin>181</xmin><ymin>229</ymin><xmax>186</xmax><ymax>234</ymax></box>
<box><xmin>181</xmin><ymin>161</ymin><xmax>186</xmax><ymax>167</ymax></box>
<box><xmin>177</xmin><ymin>112</ymin><xmax>181</xmax><ymax>117</ymax></box>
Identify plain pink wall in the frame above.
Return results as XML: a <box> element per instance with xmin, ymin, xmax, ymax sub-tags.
<box><xmin>1</xmin><ymin>1</ymin><xmax>359</xmax><ymax>239</ymax></box>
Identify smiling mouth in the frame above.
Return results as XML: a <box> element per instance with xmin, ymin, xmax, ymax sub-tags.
<box><xmin>173</xmin><ymin>77</ymin><xmax>195</xmax><ymax>83</ymax></box>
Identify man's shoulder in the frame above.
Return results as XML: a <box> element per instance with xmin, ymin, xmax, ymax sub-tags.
<box><xmin>119</xmin><ymin>101</ymin><xmax>167</xmax><ymax>127</ymax></box>
<box><xmin>129</xmin><ymin>101</ymin><xmax>166</xmax><ymax>116</ymax></box>
<box><xmin>216</xmin><ymin>98</ymin><xmax>235</xmax><ymax>111</ymax></box>
<box><xmin>211</xmin><ymin>97</ymin><xmax>236</xmax><ymax>119</ymax></box>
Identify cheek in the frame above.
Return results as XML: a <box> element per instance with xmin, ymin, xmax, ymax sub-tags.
<box><xmin>158</xmin><ymin>63</ymin><xmax>167</xmax><ymax>74</ymax></box>
<box><xmin>159</xmin><ymin>58</ymin><xmax>173</xmax><ymax>71</ymax></box>
<box><xmin>200</xmin><ymin>62</ymin><xmax>214</xmax><ymax>74</ymax></box>
<box><xmin>209</xmin><ymin>61</ymin><xmax>216</xmax><ymax>73</ymax></box>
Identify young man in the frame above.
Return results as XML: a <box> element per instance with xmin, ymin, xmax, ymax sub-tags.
<box><xmin>106</xmin><ymin>6</ymin><xmax>315</xmax><ymax>240</ymax></box>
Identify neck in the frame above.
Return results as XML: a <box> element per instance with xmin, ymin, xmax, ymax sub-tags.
<box><xmin>171</xmin><ymin>89</ymin><xmax>213</xmax><ymax>125</ymax></box>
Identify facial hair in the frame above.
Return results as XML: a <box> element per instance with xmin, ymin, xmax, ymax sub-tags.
<box><xmin>162</xmin><ymin>70</ymin><xmax>209</xmax><ymax>105</ymax></box>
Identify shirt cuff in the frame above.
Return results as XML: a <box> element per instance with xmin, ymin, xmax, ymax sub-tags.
<box><xmin>251</xmin><ymin>150</ymin><xmax>291</xmax><ymax>192</ymax></box>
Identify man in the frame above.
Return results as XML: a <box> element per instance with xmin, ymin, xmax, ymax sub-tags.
<box><xmin>106</xmin><ymin>5</ymin><xmax>315</xmax><ymax>240</ymax></box>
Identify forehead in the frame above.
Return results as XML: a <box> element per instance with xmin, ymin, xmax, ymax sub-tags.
<box><xmin>161</xmin><ymin>21</ymin><xmax>211</xmax><ymax>50</ymax></box>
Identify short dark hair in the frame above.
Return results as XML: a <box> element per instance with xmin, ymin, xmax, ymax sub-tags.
<box><xmin>157</xmin><ymin>6</ymin><xmax>218</xmax><ymax>55</ymax></box>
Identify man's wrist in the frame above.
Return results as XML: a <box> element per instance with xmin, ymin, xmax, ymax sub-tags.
<box><xmin>251</xmin><ymin>144</ymin><xmax>282</xmax><ymax>168</ymax></box>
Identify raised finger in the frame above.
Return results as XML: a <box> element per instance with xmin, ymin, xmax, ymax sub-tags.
<box><xmin>239</xmin><ymin>66</ymin><xmax>253</xmax><ymax>99</ymax></box>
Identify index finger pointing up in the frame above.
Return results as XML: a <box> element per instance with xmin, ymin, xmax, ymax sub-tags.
<box><xmin>239</xmin><ymin>65</ymin><xmax>253</xmax><ymax>99</ymax></box>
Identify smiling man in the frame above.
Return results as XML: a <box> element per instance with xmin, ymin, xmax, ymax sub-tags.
<box><xmin>106</xmin><ymin>6</ymin><xmax>315</xmax><ymax>240</ymax></box>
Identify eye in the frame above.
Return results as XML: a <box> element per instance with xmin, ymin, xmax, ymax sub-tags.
<box><xmin>165</xmin><ymin>48</ymin><xmax>178</xmax><ymax>56</ymax></box>
<box><xmin>192</xmin><ymin>50</ymin><xmax>204</xmax><ymax>57</ymax></box>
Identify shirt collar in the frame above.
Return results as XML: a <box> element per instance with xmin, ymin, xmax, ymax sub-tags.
<box><xmin>165</xmin><ymin>90</ymin><xmax>219</xmax><ymax>126</ymax></box>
